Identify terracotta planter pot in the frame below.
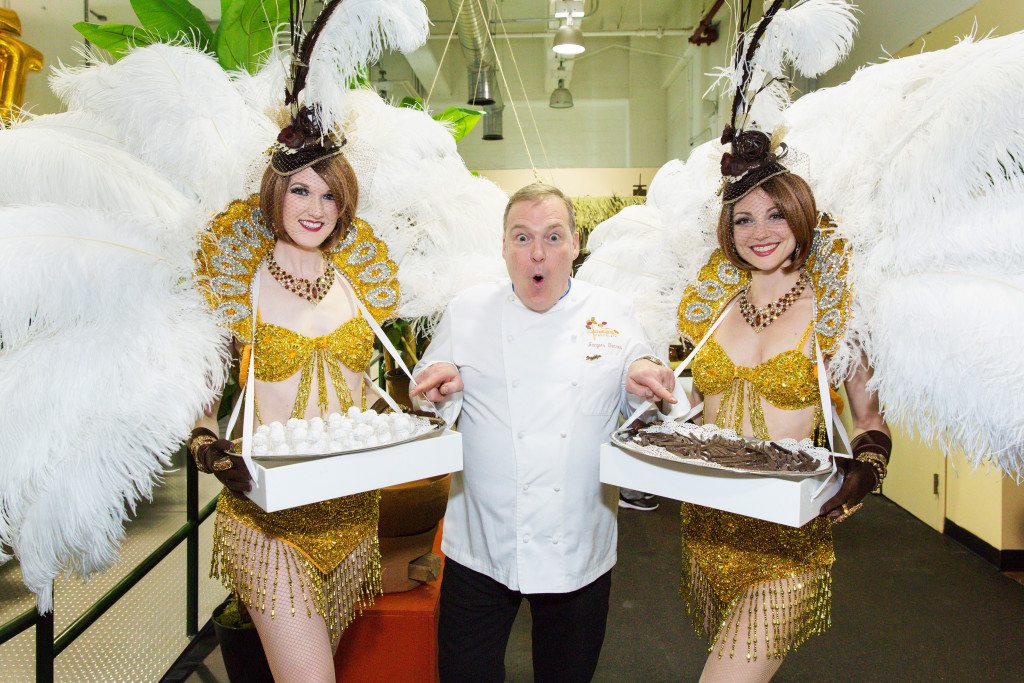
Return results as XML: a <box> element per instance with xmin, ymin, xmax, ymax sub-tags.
<box><xmin>211</xmin><ymin>598</ymin><xmax>273</xmax><ymax>683</ymax></box>
<box><xmin>378</xmin><ymin>474</ymin><xmax>451</xmax><ymax>538</ymax></box>
<box><xmin>378</xmin><ymin>474</ymin><xmax>451</xmax><ymax>593</ymax></box>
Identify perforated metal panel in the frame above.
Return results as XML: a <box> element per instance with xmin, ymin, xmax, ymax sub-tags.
<box><xmin>0</xmin><ymin>453</ymin><xmax>226</xmax><ymax>681</ymax></box>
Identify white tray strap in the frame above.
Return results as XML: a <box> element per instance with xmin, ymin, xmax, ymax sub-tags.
<box><xmin>346</xmin><ymin>287</ymin><xmax>442</xmax><ymax>419</ymax></box>
<box><xmin>224</xmin><ymin>271</ymin><xmax>260</xmax><ymax>481</ymax></box>
<box><xmin>623</xmin><ymin>300</ymin><xmax>735</xmax><ymax>427</ymax></box>
<box><xmin>811</xmin><ymin>334</ymin><xmax>852</xmax><ymax>500</ymax></box>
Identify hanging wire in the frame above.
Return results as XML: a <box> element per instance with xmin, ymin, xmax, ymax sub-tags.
<box><xmin>491</xmin><ymin>0</ymin><xmax>554</xmax><ymax>179</ymax></box>
<box><xmin>468</xmin><ymin>0</ymin><xmax>546</xmax><ymax>179</ymax></box>
<box><xmin>425</xmin><ymin>0</ymin><xmax>465</xmax><ymax>109</ymax></box>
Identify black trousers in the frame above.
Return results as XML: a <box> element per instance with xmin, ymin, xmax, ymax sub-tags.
<box><xmin>438</xmin><ymin>558</ymin><xmax>612</xmax><ymax>683</ymax></box>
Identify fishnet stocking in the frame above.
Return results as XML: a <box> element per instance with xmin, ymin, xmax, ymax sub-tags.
<box><xmin>237</xmin><ymin>536</ymin><xmax>338</xmax><ymax>683</ymax></box>
<box><xmin>698</xmin><ymin>576</ymin><xmax>813</xmax><ymax>683</ymax></box>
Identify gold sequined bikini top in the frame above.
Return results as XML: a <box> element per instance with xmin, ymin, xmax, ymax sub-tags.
<box><xmin>255</xmin><ymin>316</ymin><xmax>374</xmax><ymax>380</ymax></box>
<box><xmin>692</xmin><ymin>317</ymin><xmax>821</xmax><ymax>441</ymax></box>
<box><xmin>241</xmin><ymin>314</ymin><xmax>375</xmax><ymax>418</ymax></box>
<box><xmin>693</xmin><ymin>320</ymin><xmax>818</xmax><ymax>409</ymax></box>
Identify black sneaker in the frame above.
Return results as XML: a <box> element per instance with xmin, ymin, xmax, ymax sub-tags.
<box><xmin>619</xmin><ymin>493</ymin><xmax>659</xmax><ymax>511</ymax></box>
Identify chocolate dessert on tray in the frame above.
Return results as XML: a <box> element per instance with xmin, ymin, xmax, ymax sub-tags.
<box><xmin>611</xmin><ymin>420</ymin><xmax>832</xmax><ymax>478</ymax></box>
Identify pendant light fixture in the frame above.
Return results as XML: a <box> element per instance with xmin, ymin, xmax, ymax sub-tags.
<box><xmin>549</xmin><ymin>79</ymin><xmax>573</xmax><ymax>109</ymax></box>
<box><xmin>552</xmin><ymin>17</ymin><xmax>585</xmax><ymax>55</ymax></box>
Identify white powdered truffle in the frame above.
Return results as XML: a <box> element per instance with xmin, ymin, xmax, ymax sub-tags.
<box><xmin>347</xmin><ymin>406</ymin><xmax>361</xmax><ymax>418</ymax></box>
<box><xmin>256</xmin><ymin>425</ymin><xmax>270</xmax><ymax>436</ymax></box>
<box><xmin>253</xmin><ymin>443</ymin><xmax>269</xmax><ymax>456</ymax></box>
<box><xmin>286</xmin><ymin>417</ymin><xmax>301</xmax><ymax>429</ymax></box>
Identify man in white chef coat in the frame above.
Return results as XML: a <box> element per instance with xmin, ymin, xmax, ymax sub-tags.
<box><xmin>411</xmin><ymin>183</ymin><xmax>675</xmax><ymax>682</ymax></box>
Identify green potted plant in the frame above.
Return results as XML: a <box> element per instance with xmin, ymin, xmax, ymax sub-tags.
<box><xmin>211</xmin><ymin>595</ymin><xmax>274</xmax><ymax>683</ymax></box>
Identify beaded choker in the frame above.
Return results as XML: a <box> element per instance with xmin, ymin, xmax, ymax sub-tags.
<box><xmin>738</xmin><ymin>272</ymin><xmax>808</xmax><ymax>332</ymax></box>
<box><xmin>267</xmin><ymin>253</ymin><xmax>335</xmax><ymax>304</ymax></box>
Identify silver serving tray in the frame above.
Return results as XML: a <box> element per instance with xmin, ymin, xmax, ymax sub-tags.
<box><xmin>231</xmin><ymin>415</ymin><xmax>447</xmax><ymax>468</ymax></box>
<box><xmin>609</xmin><ymin>428</ymin><xmax>832</xmax><ymax>479</ymax></box>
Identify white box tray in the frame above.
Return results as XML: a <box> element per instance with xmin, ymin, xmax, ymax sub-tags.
<box><xmin>600</xmin><ymin>442</ymin><xmax>841</xmax><ymax>527</ymax></box>
<box><xmin>245</xmin><ymin>430</ymin><xmax>463</xmax><ymax>513</ymax></box>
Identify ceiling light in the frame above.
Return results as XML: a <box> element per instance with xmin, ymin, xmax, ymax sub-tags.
<box><xmin>554</xmin><ymin>10</ymin><xmax>585</xmax><ymax>18</ymax></box>
<box><xmin>552</xmin><ymin>23</ymin><xmax>585</xmax><ymax>55</ymax></box>
<box><xmin>549</xmin><ymin>80</ymin><xmax>573</xmax><ymax>109</ymax></box>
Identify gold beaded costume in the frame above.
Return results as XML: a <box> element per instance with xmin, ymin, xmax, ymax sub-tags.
<box><xmin>676</xmin><ymin>224</ymin><xmax>850</xmax><ymax>659</ymax></box>
<box><xmin>197</xmin><ymin>195</ymin><xmax>399</xmax><ymax>641</ymax></box>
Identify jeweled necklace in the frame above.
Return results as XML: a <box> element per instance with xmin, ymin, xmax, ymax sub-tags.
<box><xmin>739</xmin><ymin>271</ymin><xmax>808</xmax><ymax>332</ymax></box>
<box><xmin>266</xmin><ymin>253</ymin><xmax>334</xmax><ymax>304</ymax></box>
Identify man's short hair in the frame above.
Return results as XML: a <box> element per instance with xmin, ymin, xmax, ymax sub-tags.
<box><xmin>503</xmin><ymin>182</ymin><xmax>577</xmax><ymax>234</ymax></box>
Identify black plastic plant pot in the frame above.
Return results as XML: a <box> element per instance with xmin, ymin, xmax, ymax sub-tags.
<box><xmin>211</xmin><ymin>598</ymin><xmax>274</xmax><ymax>683</ymax></box>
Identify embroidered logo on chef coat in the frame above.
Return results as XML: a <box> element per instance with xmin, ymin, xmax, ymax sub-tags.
<box><xmin>585</xmin><ymin>316</ymin><xmax>620</xmax><ymax>339</ymax></box>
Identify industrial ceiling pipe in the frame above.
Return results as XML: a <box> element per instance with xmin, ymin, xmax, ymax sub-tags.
<box><xmin>448</xmin><ymin>0</ymin><xmax>498</xmax><ymax>106</ymax></box>
<box><xmin>447</xmin><ymin>0</ymin><xmax>503</xmax><ymax>138</ymax></box>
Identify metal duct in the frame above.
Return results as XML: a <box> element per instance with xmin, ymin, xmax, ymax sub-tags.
<box><xmin>482</xmin><ymin>104</ymin><xmax>503</xmax><ymax>140</ymax></box>
<box><xmin>448</xmin><ymin>0</ymin><xmax>503</xmax><ymax>132</ymax></box>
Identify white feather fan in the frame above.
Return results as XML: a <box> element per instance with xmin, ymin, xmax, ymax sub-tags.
<box><xmin>757</xmin><ymin>0</ymin><xmax>859</xmax><ymax>78</ymax></box>
<box><xmin>340</xmin><ymin>89</ymin><xmax>507</xmax><ymax>321</ymax></box>
<box><xmin>304</xmin><ymin>0</ymin><xmax>430</xmax><ymax>133</ymax></box>
<box><xmin>0</xmin><ymin>205</ymin><xmax>229</xmax><ymax>610</ymax></box>
<box><xmin>0</xmin><ymin>126</ymin><xmax>193</xmax><ymax>237</ymax></box>
<box><xmin>50</xmin><ymin>44</ymin><xmax>278</xmax><ymax>214</ymax></box>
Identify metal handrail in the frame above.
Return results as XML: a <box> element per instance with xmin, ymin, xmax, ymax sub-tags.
<box><xmin>0</xmin><ymin>453</ymin><xmax>214</xmax><ymax>682</ymax></box>
<box><xmin>0</xmin><ymin>607</ymin><xmax>36</xmax><ymax>645</ymax></box>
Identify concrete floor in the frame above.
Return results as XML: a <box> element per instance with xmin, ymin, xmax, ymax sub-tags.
<box><xmin>181</xmin><ymin>493</ymin><xmax>1024</xmax><ymax>682</ymax></box>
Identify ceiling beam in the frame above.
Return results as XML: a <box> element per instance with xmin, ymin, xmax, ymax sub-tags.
<box><xmin>404</xmin><ymin>44</ymin><xmax>452</xmax><ymax>100</ymax></box>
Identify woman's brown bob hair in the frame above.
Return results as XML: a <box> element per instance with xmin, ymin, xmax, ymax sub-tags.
<box><xmin>717</xmin><ymin>172</ymin><xmax>817</xmax><ymax>274</ymax></box>
<box><xmin>259</xmin><ymin>154</ymin><xmax>359</xmax><ymax>251</ymax></box>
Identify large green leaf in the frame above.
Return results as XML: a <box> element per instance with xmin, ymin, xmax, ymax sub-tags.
<box><xmin>130</xmin><ymin>0</ymin><xmax>213</xmax><ymax>49</ymax></box>
<box><xmin>215</xmin><ymin>0</ymin><xmax>289</xmax><ymax>73</ymax></box>
<box><xmin>434</xmin><ymin>107</ymin><xmax>483</xmax><ymax>142</ymax></box>
<box><xmin>398</xmin><ymin>96</ymin><xmax>424</xmax><ymax>110</ymax></box>
<box><xmin>73</xmin><ymin>22</ymin><xmax>155</xmax><ymax>59</ymax></box>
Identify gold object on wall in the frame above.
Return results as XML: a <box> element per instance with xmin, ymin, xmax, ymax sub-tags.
<box><xmin>0</xmin><ymin>9</ymin><xmax>43</xmax><ymax>123</ymax></box>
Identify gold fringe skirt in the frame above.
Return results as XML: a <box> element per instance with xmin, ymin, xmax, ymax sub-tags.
<box><xmin>211</xmin><ymin>489</ymin><xmax>382</xmax><ymax>642</ymax></box>
<box><xmin>680</xmin><ymin>503</ymin><xmax>834</xmax><ymax>661</ymax></box>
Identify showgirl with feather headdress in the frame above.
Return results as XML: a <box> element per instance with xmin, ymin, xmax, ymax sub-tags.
<box><xmin>581</xmin><ymin>0</ymin><xmax>1024</xmax><ymax>676</ymax></box>
<box><xmin>0</xmin><ymin>0</ymin><xmax>507</xmax><ymax>676</ymax></box>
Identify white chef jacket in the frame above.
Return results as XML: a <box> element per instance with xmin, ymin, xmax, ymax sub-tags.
<box><xmin>415</xmin><ymin>278</ymin><xmax>654</xmax><ymax>593</ymax></box>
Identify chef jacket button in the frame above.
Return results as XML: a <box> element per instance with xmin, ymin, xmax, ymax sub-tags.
<box><xmin>522</xmin><ymin>483</ymin><xmax>529</xmax><ymax>492</ymax></box>
<box><xmin>551</xmin><ymin>536</ymin><xmax>559</xmax><ymax>545</ymax></box>
<box><xmin>554</xmin><ymin>486</ymin><xmax>561</xmax><ymax>492</ymax></box>
<box><xmin>512</xmin><ymin>379</ymin><xmax>520</xmax><ymax>388</ymax></box>
<box><xmin>560</xmin><ymin>432</ymin><xmax>567</xmax><ymax>438</ymax></box>
<box><xmin>571</xmin><ymin>381</ymin><xmax>578</xmax><ymax>387</ymax></box>
<box><xmin>507</xmin><ymin>334</ymin><xmax>514</xmax><ymax>342</ymax></box>
<box><xmin>523</xmin><ymin>534</ymin><xmax>530</xmax><ymax>543</ymax></box>
<box><xmin>517</xmin><ymin>431</ymin><xmax>525</xmax><ymax>439</ymax></box>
